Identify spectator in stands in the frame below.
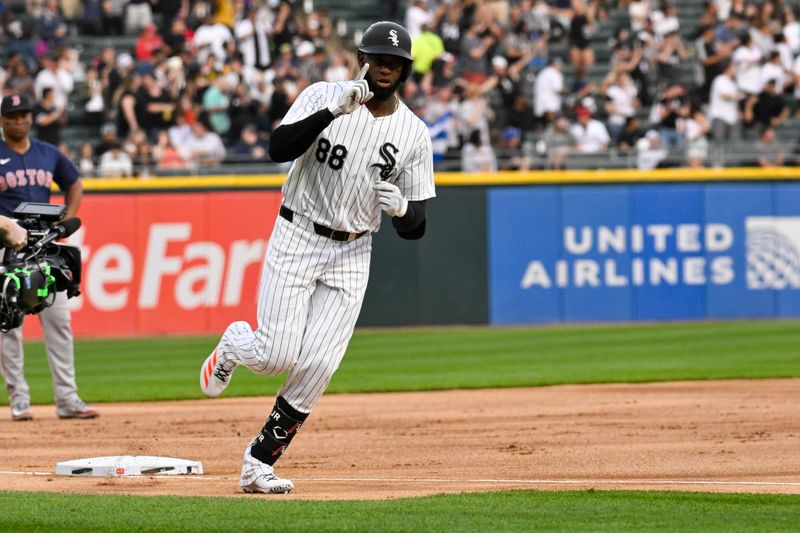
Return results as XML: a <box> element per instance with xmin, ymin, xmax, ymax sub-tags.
<box><xmin>425</xmin><ymin>84</ymin><xmax>458</xmax><ymax>164</ymax></box>
<box><xmin>35</xmin><ymin>0</ymin><xmax>67</xmax><ymax>57</ymax></box>
<box><xmin>459</xmin><ymin>18</ymin><xmax>498</xmax><ymax>84</ymax></box>
<box><xmin>696</xmin><ymin>24</ymin><xmax>734</xmax><ymax>103</ymax></box>
<box><xmin>708</xmin><ymin>62</ymin><xmax>744</xmax><ymax>142</ymax></box>
<box><xmin>461</xmin><ymin>129</ymin><xmax>498</xmax><ymax>173</ymax></box>
<box><xmin>98</xmin><ymin>142</ymin><xmax>134</xmax><ymax>178</ymax></box>
<box><xmin>167</xmin><ymin>110</ymin><xmax>193</xmax><ymax>150</ymax></box>
<box><xmin>227</xmin><ymin>79</ymin><xmax>258</xmax><ymax>145</ymax></box>
<box><xmin>33</xmin><ymin>53</ymin><xmax>73</xmax><ymax>111</ymax></box>
<box><xmin>323</xmin><ymin>51</ymin><xmax>351</xmax><ymax>83</ymax></box>
<box><xmin>294</xmin><ymin>42</ymin><xmax>321</xmax><ymax>87</ymax></box>
<box><xmin>435</xmin><ymin>2</ymin><xmax>463</xmax><ymax>56</ymax></box>
<box><xmin>137</xmin><ymin>71</ymin><xmax>175</xmax><ymax>140</ymax></box>
<box><xmin>782</xmin><ymin>7</ymin><xmax>800</xmax><ymax>56</ymax></box>
<box><xmin>3</xmin><ymin>52</ymin><xmax>36</xmax><ymax>99</ymax></box>
<box><xmin>84</xmin><ymin>66</ymin><xmax>105</xmax><ymax>126</ymax></box>
<box><xmin>636</xmin><ymin>129</ymin><xmax>669</xmax><ymax>170</ymax></box>
<box><xmin>772</xmin><ymin>33</ymin><xmax>793</xmax><ymax>77</ymax></box>
<box><xmin>748</xmin><ymin>78</ymin><xmax>789</xmax><ymax>129</ymax></box>
<box><xmin>301</xmin><ymin>11</ymin><xmax>332</xmax><ymax>51</ymax></box>
<box><xmin>94</xmin><ymin>122</ymin><xmax>120</xmax><ymax>158</ymax></box>
<box><xmin>192</xmin><ymin>12</ymin><xmax>234</xmax><ymax>70</ymax></box>
<box><xmin>651</xmin><ymin>0</ymin><xmax>680</xmax><ymax>38</ymax></box>
<box><xmin>406</xmin><ymin>0</ymin><xmax>433</xmax><ymax>39</ymax></box>
<box><xmin>80</xmin><ymin>0</ymin><xmax>103</xmax><ymax>36</ymax></box>
<box><xmin>755</xmin><ymin>126</ymin><xmax>785</xmax><ymax>167</ymax></box>
<box><xmin>105</xmin><ymin>50</ymin><xmax>132</xmax><ymax>108</ymax></box>
<box><xmin>271</xmin><ymin>0</ymin><xmax>300</xmax><ymax>55</ymax></box>
<box><xmin>732</xmin><ymin>33</ymin><xmax>763</xmax><ymax>98</ymax></box>
<box><xmin>34</xmin><ymin>86</ymin><xmax>65</xmax><ymax>146</ymax></box>
<box><xmin>411</xmin><ymin>23</ymin><xmax>445</xmax><ymax>83</ymax></box>
<box><xmin>569</xmin><ymin>105</ymin><xmax>610</xmax><ymax>153</ymax></box>
<box><xmin>628</xmin><ymin>0</ymin><xmax>651</xmax><ymax>32</ymax></box>
<box><xmin>78</xmin><ymin>143</ymin><xmax>96</xmax><ymax>178</ymax></box>
<box><xmin>3</xmin><ymin>2</ymin><xmax>38</xmax><ymax>71</ymax></box>
<box><xmin>235</xmin><ymin>5</ymin><xmax>273</xmax><ymax>73</ymax></box>
<box><xmin>568</xmin><ymin>0</ymin><xmax>596</xmax><ymax>78</ymax></box>
<box><xmin>233</xmin><ymin>124</ymin><xmax>268</xmax><ymax>162</ymax></box>
<box><xmin>683</xmin><ymin>101</ymin><xmax>711</xmax><ymax>168</ymax></box>
<box><xmin>760</xmin><ymin>51</ymin><xmax>788</xmax><ymax>94</ymax></box>
<box><xmin>428</xmin><ymin>52</ymin><xmax>458</xmax><ymax>90</ymax></box>
<box><xmin>179</xmin><ymin>117</ymin><xmax>226</xmax><ymax>167</ymax></box>
<box><xmin>481</xmin><ymin>52</ymin><xmax>531</xmax><ymax>132</ymax></box>
<box><xmin>135</xmin><ymin>23</ymin><xmax>164</xmax><ymax>62</ymax></box>
<box><xmin>130</xmin><ymin>131</ymin><xmax>156</xmax><ymax>178</ymax></box>
<box><xmin>112</xmin><ymin>72</ymin><xmax>142</xmax><ymax>140</ymax></box>
<box><xmin>498</xmin><ymin>127</ymin><xmax>533</xmax><ymax>171</ymax></box>
<box><xmin>547</xmin><ymin>0</ymin><xmax>573</xmax><ymax>41</ymax></box>
<box><xmin>101</xmin><ymin>0</ymin><xmax>125</xmax><ymax>35</ymax></box>
<box><xmin>201</xmin><ymin>76</ymin><xmax>231</xmax><ymax>138</ymax></box>
<box><xmin>655</xmin><ymin>30</ymin><xmax>688</xmax><ymax>86</ymax></box>
<box><xmin>125</xmin><ymin>0</ymin><xmax>154</xmax><ymax>35</ymax></box>
<box><xmin>534</xmin><ymin>56</ymin><xmax>564</xmax><ymax>128</ymax></box>
<box><xmin>601</xmin><ymin>68</ymin><xmax>639</xmax><ymax>144</ymax></box>
<box><xmin>609</xmin><ymin>26</ymin><xmax>649</xmax><ymax>105</ymax></box>
<box><xmin>748</xmin><ymin>7</ymin><xmax>775</xmax><ymax>56</ymax></box>
<box><xmin>162</xmin><ymin>15</ymin><xmax>189</xmax><ymax>56</ymax></box>
<box><xmin>458</xmin><ymin>83</ymin><xmax>493</xmax><ymax>147</ymax></box>
<box><xmin>154</xmin><ymin>129</ymin><xmax>188</xmax><ymax>171</ymax></box>
<box><xmin>616</xmin><ymin>115</ymin><xmax>644</xmax><ymax>151</ymax></box>
<box><xmin>651</xmin><ymin>84</ymin><xmax>689</xmax><ymax>150</ymax></box>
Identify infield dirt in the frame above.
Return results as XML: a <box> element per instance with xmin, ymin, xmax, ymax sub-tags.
<box><xmin>1</xmin><ymin>379</ymin><xmax>798</xmax><ymax>499</ymax></box>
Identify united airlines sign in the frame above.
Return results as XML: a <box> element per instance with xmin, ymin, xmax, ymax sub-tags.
<box><xmin>520</xmin><ymin>223</ymin><xmax>736</xmax><ymax>289</ymax></box>
<box><xmin>488</xmin><ymin>184</ymin><xmax>800</xmax><ymax>324</ymax></box>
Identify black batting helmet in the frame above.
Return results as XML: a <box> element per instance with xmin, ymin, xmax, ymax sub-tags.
<box><xmin>358</xmin><ymin>21</ymin><xmax>412</xmax><ymax>81</ymax></box>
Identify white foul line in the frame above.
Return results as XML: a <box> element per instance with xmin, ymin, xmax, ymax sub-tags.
<box><xmin>0</xmin><ymin>470</ymin><xmax>798</xmax><ymax>487</ymax></box>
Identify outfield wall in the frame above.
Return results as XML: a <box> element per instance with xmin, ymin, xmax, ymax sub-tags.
<box><xmin>21</xmin><ymin>168</ymin><xmax>800</xmax><ymax>337</ymax></box>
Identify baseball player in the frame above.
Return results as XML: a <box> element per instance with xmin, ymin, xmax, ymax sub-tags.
<box><xmin>0</xmin><ymin>94</ymin><xmax>98</xmax><ymax>421</ymax></box>
<box><xmin>200</xmin><ymin>21</ymin><xmax>435</xmax><ymax>494</ymax></box>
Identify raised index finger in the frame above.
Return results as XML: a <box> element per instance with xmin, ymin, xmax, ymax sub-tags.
<box><xmin>355</xmin><ymin>63</ymin><xmax>369</xmax><ymax>81</ymax></box>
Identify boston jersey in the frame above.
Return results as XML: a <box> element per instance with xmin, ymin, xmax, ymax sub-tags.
<box><xmin>0</xmin><ymin>138</ymin><xmax>79</xmax><ymax>216</ymax></box>
<box><xmin>280</xmin><ymin>81</ymin><xmax>436</xmax><ymax>234</ymax></box>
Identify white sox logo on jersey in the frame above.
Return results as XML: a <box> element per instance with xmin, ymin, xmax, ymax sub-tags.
<box><xmin>370</xmin><ymin>142</ymin><xmax>399</xmax><ymax>180</ymax></box>
<box><xmin>389</xmin><ymin>29</ymin><xmax>399</xmax><ymax>46</ymax></box>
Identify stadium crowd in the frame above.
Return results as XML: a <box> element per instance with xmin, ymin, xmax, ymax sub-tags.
<box><xmin>1</xmin><ymin>0</ymin><xmax>800</xmax><ymax>176</ymax></box>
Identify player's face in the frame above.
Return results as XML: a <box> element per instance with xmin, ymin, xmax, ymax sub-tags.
<box><xmin>362</xmin><ymin>53</ymin><xmax>405</xmax><ymax>101</ymax></box>
<box><xmin>1</xmin><ymin>111</ymin><xmax>33</xmax><ymax>142</ymax></box>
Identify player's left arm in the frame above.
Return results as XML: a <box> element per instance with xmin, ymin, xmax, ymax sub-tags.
<box><xmin>54</xmin><ymin>150</ymin><xmax>83</xmax><ymax>218</ymax></box>
<box><xmin>374</xmin><ymin>135</ymin><xmax>436</xmax><ymax>240</ymax></box>
<box><xmin>63</xmin><ymin>178</ymin><xmax>83</xmax><ymax>219</ymax></box>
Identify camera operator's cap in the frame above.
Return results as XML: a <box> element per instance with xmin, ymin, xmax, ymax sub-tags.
<box><xmin>1</xmin><ymin>94</ymin><xmax>33</xmax><ymax>116</ymax></box>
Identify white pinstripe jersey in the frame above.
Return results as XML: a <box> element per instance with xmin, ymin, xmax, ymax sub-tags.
<box><xmin>279</xmin><ymin>81</ymin><xmax>436</xmax><ymax>234</ymax></box>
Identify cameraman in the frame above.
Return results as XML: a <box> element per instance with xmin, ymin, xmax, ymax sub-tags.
<box><xmin>0</xmin><ymin>94</ymin><xmax>98</xmax><ymax>421</ymax></box>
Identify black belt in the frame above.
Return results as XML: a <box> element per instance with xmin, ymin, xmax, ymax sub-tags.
<box><xmin>279</xmin><ymin>206</ymin><xmax>368</xmax><ymax>242</ymax></box>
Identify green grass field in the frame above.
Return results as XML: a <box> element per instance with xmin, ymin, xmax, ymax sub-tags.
<box><xmin>5</xmin><ymin>320</ymin><xmax>799</xmax><ymax>405</ymax></box>
<box><xmin>2</xmin><ymin>490</ymin><xmax>799</xmax><ymax>533</ymax></box>
<box><xmin>1</xmin><ymin>321</ymin><xmax>798</xmax><ymax>531</ymax></box>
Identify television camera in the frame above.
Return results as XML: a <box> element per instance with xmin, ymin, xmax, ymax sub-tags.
<box><xmin>0</xmin><ymin>202</ymin><xmax>82</xmax><ymax>331</ymax></box>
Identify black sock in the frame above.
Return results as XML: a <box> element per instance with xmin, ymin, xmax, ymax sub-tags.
<box><xmin>250</xmin><ymin>396</ymin><xmax>308</xmax><ymax>466</ymax></box>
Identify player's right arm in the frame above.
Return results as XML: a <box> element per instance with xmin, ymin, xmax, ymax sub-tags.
<box><xmin>268</xmin><ymin>65</ymin><xmax>373</xmax><ymax>163</ymax></box>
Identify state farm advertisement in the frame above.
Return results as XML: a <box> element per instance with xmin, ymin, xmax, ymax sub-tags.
<box><xmin>24</xmin><ymin>191</ymin><xmax>282</xmax><ymax>338</ymax></box>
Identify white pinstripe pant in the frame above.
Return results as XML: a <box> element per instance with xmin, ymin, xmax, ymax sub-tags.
<box><xmin>223</xmin><ymin>215</ymin><xmax>372</xmax><ymax>413</ymax></box>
